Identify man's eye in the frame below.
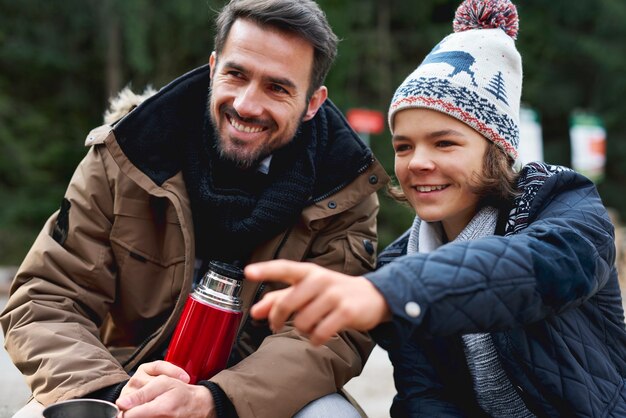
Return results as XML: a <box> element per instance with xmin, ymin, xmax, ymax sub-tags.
<box><xmin>394</xmin><ymin>144</ymin><xmax>411</xmax><ymax>153</ymax></box>
<box><xmin>227</xmin><ymin>70</ymin><xmax>243</xmax><ymax>78</ymax></box>
<box><xmin>269</xmin><ymin>84</ymin><xmax>288</xmax><ymax>94</ymax></box>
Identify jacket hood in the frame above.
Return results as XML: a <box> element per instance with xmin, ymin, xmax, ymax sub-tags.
<box><xmin>111</xmin><ymin>64</ymin><xmax>376</xmax><ymax>201</ymax></box>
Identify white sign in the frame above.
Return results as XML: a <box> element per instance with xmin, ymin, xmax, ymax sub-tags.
<box><xmin>570</xmin><ymin>112</ymin><xmax>606</xmax><ymax>183</ymax></box>
<box><xmin>518</xmin><ymin>107</ymin><xmax>543</xmax><ymax>165</ymax></box>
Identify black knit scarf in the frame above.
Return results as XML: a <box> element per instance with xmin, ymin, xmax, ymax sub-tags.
<box><xmin>183</xmin><ymin>111</ymin><xmax>319</xmax><ymax>265</ymax></box>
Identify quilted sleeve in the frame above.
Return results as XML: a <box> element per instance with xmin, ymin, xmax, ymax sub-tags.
<box><xmin>365</xmin><ymin>170</ymin><xmax>616</xmax><ymax>337</ymax></box>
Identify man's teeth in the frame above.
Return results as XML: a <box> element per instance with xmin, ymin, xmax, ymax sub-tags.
<box><xmin>416</xmin><ymin>185</ymin><xmax>447</xmax><ymax>192</ymax></box>
<box><xmin>231</xmin><ymin>118</ymin><xmax>264</xmax><ymax>133</ymax></box>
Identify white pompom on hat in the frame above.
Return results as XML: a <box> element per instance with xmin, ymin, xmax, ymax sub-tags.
<box><xmin>388</xmin><ymin>0</ymin><xmax>522</xmax><ymax>160</ymax></box>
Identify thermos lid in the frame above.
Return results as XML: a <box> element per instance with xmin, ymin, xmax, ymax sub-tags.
<box><xmin>193</xmin><ymin>261</ymin><xmax>244</xmax><ymax>310</ymax></box>
<box><xmin>208</xmin><ymin>261</ymin><xmax>244</xmax><ymax>281</ymax></box>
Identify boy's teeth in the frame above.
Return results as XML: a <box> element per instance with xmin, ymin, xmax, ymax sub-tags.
<box><xmin>417</xmin><ymin>185</ymin><xmax>446</xmax><ymax>192</ymax></box>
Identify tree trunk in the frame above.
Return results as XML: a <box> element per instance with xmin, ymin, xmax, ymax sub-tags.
<box><xmin>376</xmin><ymin>1</ymin><xmax>392</xmax><ymax>108</ymax></box>
<box><xmin>102</xmin><ymin>0</ymin><xmax>122</xmax><ymax>100</ymax></box>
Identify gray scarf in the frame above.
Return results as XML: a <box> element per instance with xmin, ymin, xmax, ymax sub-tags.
<box><xmin>408</xmin><ymin>207</ymin><xmax>534</xmax><ymax>418</ymax></box>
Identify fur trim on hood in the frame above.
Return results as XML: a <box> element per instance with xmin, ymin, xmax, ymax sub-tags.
<box><xmin>104</xmin><ymin>86</ymin><xmax>157</xmax><ymax>124</ymax></box>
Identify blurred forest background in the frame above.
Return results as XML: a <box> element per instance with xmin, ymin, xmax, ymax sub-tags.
<box><xmin>1</xmin><ymin>0</ymin><xmax>625</xmax><ymax>265</ymax></box>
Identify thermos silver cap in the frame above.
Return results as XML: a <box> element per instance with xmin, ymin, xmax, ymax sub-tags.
<box><xmin>194</xmin><ymin>261</ymin><xmax>244</xmax><ymax>311</ymax></box>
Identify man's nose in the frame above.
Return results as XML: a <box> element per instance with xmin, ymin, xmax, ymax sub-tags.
<box><xmin>233</xmin><ymin>84</ymin><xmax>264</xmax><ymax>118</ymax></box>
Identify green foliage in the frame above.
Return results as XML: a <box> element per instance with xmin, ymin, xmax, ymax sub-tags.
<box><xmin>1</xmin><ymin>0</ymin><xmax>625</xmax><ymax>263</ymax></box>
<box><xmin>0</xmin><ymin>0</ymin><xmax>217</xmax><ymax>263</ymax></box>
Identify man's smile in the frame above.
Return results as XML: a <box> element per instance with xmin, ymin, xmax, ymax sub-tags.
<box><xmin>226</xmin><ymin>113</ymin><xmax>267</xmax><ymax>134</ymax></box>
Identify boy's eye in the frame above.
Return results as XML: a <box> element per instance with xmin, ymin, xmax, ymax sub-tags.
<box><xmin>394</xmin><ymin>144</ymin><xmax>411</xmax><ymax>153</ymax></box>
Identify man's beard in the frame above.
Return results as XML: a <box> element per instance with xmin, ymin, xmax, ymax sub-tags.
<box><xmin>206</xmin><ymin>90</ymin><xmax>306</xmax><ymax>170</ymax></box>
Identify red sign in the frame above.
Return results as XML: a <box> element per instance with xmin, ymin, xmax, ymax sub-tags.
<box><xmin>347</xmin><ymin>108</ymin><xmax>385</xmax><ymax>134</ymax></box>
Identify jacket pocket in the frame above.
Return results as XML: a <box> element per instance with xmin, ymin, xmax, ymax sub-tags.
<box><xmin>110</xmin><ymin>196</ymin><xmax>185</xmax><ymax>312</ymax></box>
<box><xmin>110</xmin><ymin>197</ymin><xmax>184</xmax><ymax>267</ymax></box>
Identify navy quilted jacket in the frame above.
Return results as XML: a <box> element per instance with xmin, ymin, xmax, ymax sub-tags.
<box><xmin>366</xmin><ymin>165</ymin><xmax>626</xmax><ymax>417</ymax></box>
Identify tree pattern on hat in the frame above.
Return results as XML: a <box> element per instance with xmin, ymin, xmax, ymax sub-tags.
<box><xmin>485</xmin><ymin>71</ymin><xmax>509</xmax><ymax>105</ymax></box>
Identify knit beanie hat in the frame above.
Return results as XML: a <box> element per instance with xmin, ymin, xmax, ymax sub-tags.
<box><xmin>388</xmin><ymin>0</ymin><xmax>522</xmax><ymax>160</ymax></box>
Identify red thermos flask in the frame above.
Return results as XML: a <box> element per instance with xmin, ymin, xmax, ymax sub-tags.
<box><xmin>165</xmin><ymin>261</ymin><xmax>244</xmax><ymax>383</ymax></box>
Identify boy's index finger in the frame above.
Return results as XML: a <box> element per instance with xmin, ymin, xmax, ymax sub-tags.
<box><xmin>244</xmin><ymin>260</ymin><xmax>313</xmax><ymax>285</ymax></box>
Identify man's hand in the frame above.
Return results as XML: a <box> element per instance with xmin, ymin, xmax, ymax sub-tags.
<box><xmin>117</xmin><ymin>361</ymin><xmax>215</xmax><ymax>418</ymax></box>
<box><xmin>246</xmin><ymin>260</ymin><xmax>391</xmax><ymax>345</ymax></box>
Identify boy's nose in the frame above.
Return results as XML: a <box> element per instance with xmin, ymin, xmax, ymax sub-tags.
<box><xmin>408</xmin><ymin>151</ymin><xmax>435</xmax><ymax>172</ymax></box>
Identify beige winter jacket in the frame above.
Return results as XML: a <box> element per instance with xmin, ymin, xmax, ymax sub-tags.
<box><xmin>0</xmin><ymin>65</ymin><xmax>390</xmax><ymax>417</ymax></box>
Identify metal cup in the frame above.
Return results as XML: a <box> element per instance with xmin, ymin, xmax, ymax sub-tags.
<box><xmin>42</xmin><ymin>399</ymin><xmax>119</xmax><ymax>418</ymax></box>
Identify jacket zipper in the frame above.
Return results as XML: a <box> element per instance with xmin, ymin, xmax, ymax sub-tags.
<box><xmin>231</xmin><ymin>157</ymin><xmax>375</xmax><ymax>351</ymax></box>
<box><xmin>232</xmin><ymin>225</ymin><xmax>293</xmax><ymax>353</ymax></box>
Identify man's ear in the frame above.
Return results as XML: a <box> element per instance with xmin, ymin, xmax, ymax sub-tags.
<box><xmin>209</xmin><ymin>51</ymin><xmax>217</xmax><ymax>79</ymax></box>
<box><xmin>302</xmin><ymin>86</ymin><xmax>328</xmax><ymax>121</ymax></box>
